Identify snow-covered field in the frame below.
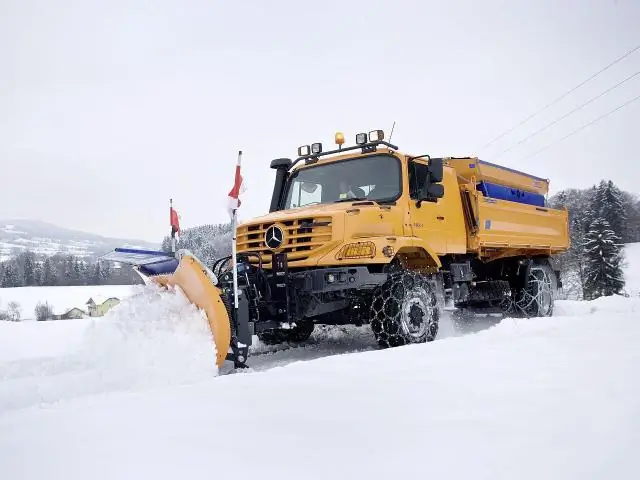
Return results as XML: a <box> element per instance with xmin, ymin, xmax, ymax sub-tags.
<box><xmin>1</xmin><ymin>246</ymin><xmax>640</xmax><ymax>479</ymax></box>
<box><xmin>0</xmin><ymin>284</ymin><xmax>142</xmax><ymax>319</ymax></box>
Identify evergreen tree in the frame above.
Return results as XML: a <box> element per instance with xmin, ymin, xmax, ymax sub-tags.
<box><xmin>22</xmin><ymin>251</ymin><xmax>37</xmax><ymax>286</ymax></box>
<box><xmin>92</xmin><ymin>262</ymin><xmax>103</xmax><ymax>284</ymax></box>
<box><xmin>99</xmin><ymin>260</ymin><xmax>112</xmax><ymax>283</ymax></box>
<box><xmin>73</xmin><ymin>258</ymin><xmax>82</xmax><ymax>284</ymax></box>
<box><xmin>583</xmin><ymin>217</ymin><xmax>625</xmax><ymax>300</ymax></box>
<box><xmin>63</xmin><ymin>255</ymin><xmax>75</xmax><ymax>285</ymax></box>
<box><xmin>620</xmin><ymin>190</ymin><xmax>640</xmax><ymax>243</ymax></box>
<box><xmin>2</xmin><ymin>263</ymin><xmax>21</xmax><ymax>287</ymax></box>
<box><xmin>34</xmin><ymin>260</ymin><xmax>44</xmax><ymax>286</ymax></box>
<box><xmin>79</xmin><ymin>260</ymin><xmax>90</xmax><ymax>285</ymax></box>
<box><xmin>593</xmin><ymin>180</ymin><xmax>627</xmax><ymax>241</ymax></box>
<box><xmin>42</xmin><ymin>257</ymin><xmax>57</xmax><ymax>286</ymax></box>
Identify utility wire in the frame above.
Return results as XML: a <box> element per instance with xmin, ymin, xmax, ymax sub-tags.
<box><xmin>523</xmin><ymin>92</ymin><xmax>640</xmax><ymax>159</ymax></box>
<box><xmin>479</xmin><ymin>42</ymin><xmax>640</xmax><ymax>151</ymax></box>
<box><xmin>492</xmin><ymin>69</ymin><xmax>640</xmax><ymax>159</ymax></box>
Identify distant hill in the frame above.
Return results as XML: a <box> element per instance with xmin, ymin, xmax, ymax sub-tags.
<box><xmin>0</xmin><ymin>219</ymin><xmax>160</xmax><ymax>262</ymax></box>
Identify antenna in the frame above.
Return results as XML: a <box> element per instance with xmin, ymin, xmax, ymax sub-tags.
<box><xmin>388</xmin><ymin>120</ymin><xmax>396</xmax><ymax>143</ymax></box>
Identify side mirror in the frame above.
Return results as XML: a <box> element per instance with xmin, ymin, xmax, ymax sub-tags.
<box><xmin>428</xmin><ymin>158</ymin><xmax>443</xmax><ymax>183</ymax></box>
<box><xmin>426</xmin><ymin>183</ymin><xmax>444</xmax><ymax>198</ymax></box>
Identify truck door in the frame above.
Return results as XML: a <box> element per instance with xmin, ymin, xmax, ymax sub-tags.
<box><xmin>407</xmin><ymin>159</ymin><xmax>447</xmax><ymax>254</ymax></box>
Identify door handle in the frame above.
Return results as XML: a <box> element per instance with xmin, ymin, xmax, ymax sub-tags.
<box><xmin>437</xmin><ymin>216</ymin><xmax>445</xmax><ymax>221</ymax></box>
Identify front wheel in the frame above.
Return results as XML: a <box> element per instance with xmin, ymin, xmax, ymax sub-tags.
<box><xmin>369</xmin><ymin>269</ymin><xmax>440</xmax><ymax>348</ymax></box>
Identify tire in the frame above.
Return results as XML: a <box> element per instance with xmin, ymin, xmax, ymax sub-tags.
<box><xmin>513</xmin><ymin>261</ymin><xmax>555</xmax><ymax>317</ymax></box>
<box><xmin>369</xmin><ymin>269</ymin><xmax>440</xmax><ymax>348</ymax></box>
<box><xmin>257</xmin><ymin>320</ymin><xmax>315</xmax><ymax>345</ymax></box>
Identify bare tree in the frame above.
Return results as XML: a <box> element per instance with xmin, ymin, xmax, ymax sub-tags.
<box><xmin>35</xmin><ymin>301</ymin><xmax>54</xmax><ymax>321</ymax></box>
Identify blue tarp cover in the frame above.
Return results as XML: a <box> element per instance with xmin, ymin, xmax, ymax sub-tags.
<box><xmin>477</xmin><ymin>182</ymin><xmax>546</xmax><ymax>207</ymax></box>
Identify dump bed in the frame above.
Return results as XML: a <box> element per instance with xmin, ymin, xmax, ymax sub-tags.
<box><xmin>458</xmin><ymin>185</ymin><xmax>569</xmax><ymax>256</ymax></box>
<box><xmin>448</xmin><ymin>157</ymin><xmax>569</xmax><ymax>255</ymax></box>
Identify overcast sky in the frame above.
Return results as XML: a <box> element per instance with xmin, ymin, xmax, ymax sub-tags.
<box><xmin>1</xmin><ymin>0</ymin><xmax>639</xmax><ymax>242</ymax></box>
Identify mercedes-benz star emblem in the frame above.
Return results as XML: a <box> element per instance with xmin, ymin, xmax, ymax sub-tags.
<box><xmin>264</xmin><ymin>225</ymin><xmax>284</xmax><ymax>250</ymax></box>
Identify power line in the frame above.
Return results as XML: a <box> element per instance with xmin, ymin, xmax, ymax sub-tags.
<box><xmin>479</xmin><ymin>41</ymin><xmax>640</xmax><ymax>151</ymax></box>
<box><xmin>492</xmin><ymin>69</ymin><xmax>640</xmax><ymax>159</ymax></box>
<box><xmin>523</xmin><ymin>93</ymin><xmax>640</xmax><ymax>159</ymax></box>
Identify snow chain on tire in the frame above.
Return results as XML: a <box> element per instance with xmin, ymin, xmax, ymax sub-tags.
<box><xmin>369</xmin><ymin>269</ymin><xmax>440</xmax><ymax>348</ymax></box>
<box><xmin>503</xmin><ymin>261</ymin><xmax>555</xmax><ymax>318</ymax></box>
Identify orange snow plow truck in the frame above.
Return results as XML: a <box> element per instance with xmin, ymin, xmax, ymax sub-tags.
<box><xmin>101</xmin><ymin>130</ymin><xmax>570</xmax><ymax>371</ymax></box>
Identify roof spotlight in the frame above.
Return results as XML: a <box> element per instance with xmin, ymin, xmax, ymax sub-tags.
<box><xmin>311</xmin><ymin>142</ymin><xmax>322</xmax><ymax>154</ymax></box>
<box><xmin>368</xmin><ymin>129</ymin><xmax>384</xmax><ymax>142</ymax></box>
<box><xmin>298</xmin><ymin>145</ymin><xmax>310</xmax><ymax>156</ymax></box>
<box><xmin>355</xmin><ymin>132</ymin><xmax>367</xmax><ymax>145</ymax></box>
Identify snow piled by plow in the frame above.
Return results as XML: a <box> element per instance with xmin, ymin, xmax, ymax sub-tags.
<box><xmin>0</xmin><ymin>285</ymin><xmax>218</xmax><ymax>412</ymax></box>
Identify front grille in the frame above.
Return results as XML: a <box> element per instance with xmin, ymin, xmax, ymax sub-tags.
<box><xmin>236</xmin><ymin>216</ymin><xmax>333</xmax><ymax>266</ymax></box>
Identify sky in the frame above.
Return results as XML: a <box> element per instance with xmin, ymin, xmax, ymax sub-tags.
<box><xmin>1</xmin><ymin>0</ymin><xmax>639</xmax><ymax>243</ymax></box>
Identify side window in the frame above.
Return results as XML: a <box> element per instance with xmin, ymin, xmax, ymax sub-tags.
<box><xmin>409</xmin><ymin>161</ymin><xmax>429</xmax><ymax>199</ymax></box>
<box><xmin>287</xmin><ymin>181</ymin><xmax>322</xmax><ymax>208</ymax></box>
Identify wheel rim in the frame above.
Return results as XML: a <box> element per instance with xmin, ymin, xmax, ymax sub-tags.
<box><xmin>400</xmin><ymin>288</ymin><xmax>433</xmax><ymax>339</ymax></box>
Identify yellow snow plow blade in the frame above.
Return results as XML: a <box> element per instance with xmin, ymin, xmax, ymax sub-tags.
<box><xmin>161</xmin><ymin>254</ymin><xmax>232</xmax><ymax>368</ymax></box>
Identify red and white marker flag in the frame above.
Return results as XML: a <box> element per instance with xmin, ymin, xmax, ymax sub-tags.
<box><xmin>227</xmin><ymin>150</ymin><xmax>246</xmax><ymax>221</ymax></box>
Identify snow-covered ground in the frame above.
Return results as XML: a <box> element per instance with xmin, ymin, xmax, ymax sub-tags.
<box><xmin>0</xmin><ymin>284</ymin><xmax>142</xmax><ymax>319</ymax></box>
<box><xmin>1</xmin><ymin>247</ymin><xmax>640</xmax><ymax>479</ymax></box>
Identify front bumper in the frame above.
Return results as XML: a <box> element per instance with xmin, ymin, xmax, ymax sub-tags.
<box><xmin>291</xmin><ymin>266</ymin><xmax>388</xmax><ymax>294</ymax></box>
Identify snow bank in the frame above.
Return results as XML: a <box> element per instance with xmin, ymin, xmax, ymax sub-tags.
<box><xmin>0</xmin><ymin>284</ymin><xmax>141</xmax><ymax>319</ymax></box>
<box><xmin>0</xmin><ymin>284</ymin><xmax>217</xmax><ymax>412</ymax></box>
<box><xmin>1</xmin><ymin>294</ymin><xmax>639</xmax><ymax>479</ymax></box>
<box><xmin>554</xmin><ymin>294</ymin><xmax>640</xmax><ymax>317</ymax></box>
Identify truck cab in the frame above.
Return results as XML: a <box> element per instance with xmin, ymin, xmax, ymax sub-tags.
<box><xmin>237</xmin><ymin>131</ymin><xmax>462</xmax><ymax>275</ymax></box>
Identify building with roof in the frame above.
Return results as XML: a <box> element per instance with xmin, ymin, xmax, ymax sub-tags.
<box><xmin>86</xmin><ymin>296</ymin><xmax>121</xmax><ymax>317</ymax></box>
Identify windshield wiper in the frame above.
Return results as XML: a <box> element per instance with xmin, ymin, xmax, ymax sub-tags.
<box><xmin>334</xmin><ymin>196</ymin><xmax>368</xmax><ymax>203</ymax></box>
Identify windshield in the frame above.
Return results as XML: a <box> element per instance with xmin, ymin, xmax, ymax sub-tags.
<box><xmin>282</xmin><ymin>154</ymin><xmax>402</xmax><ymax>209</ymax></box>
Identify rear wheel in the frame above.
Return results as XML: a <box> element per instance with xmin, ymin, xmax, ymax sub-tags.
<box><xmin>512</xmin><ymin>261</ymin><xmax>555</xmax><ymax>317</ymax></box>
<box><xmin>369</xmin><ymin>269</ymin><xmax>440</xmax><ymax>347</ymax></box>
